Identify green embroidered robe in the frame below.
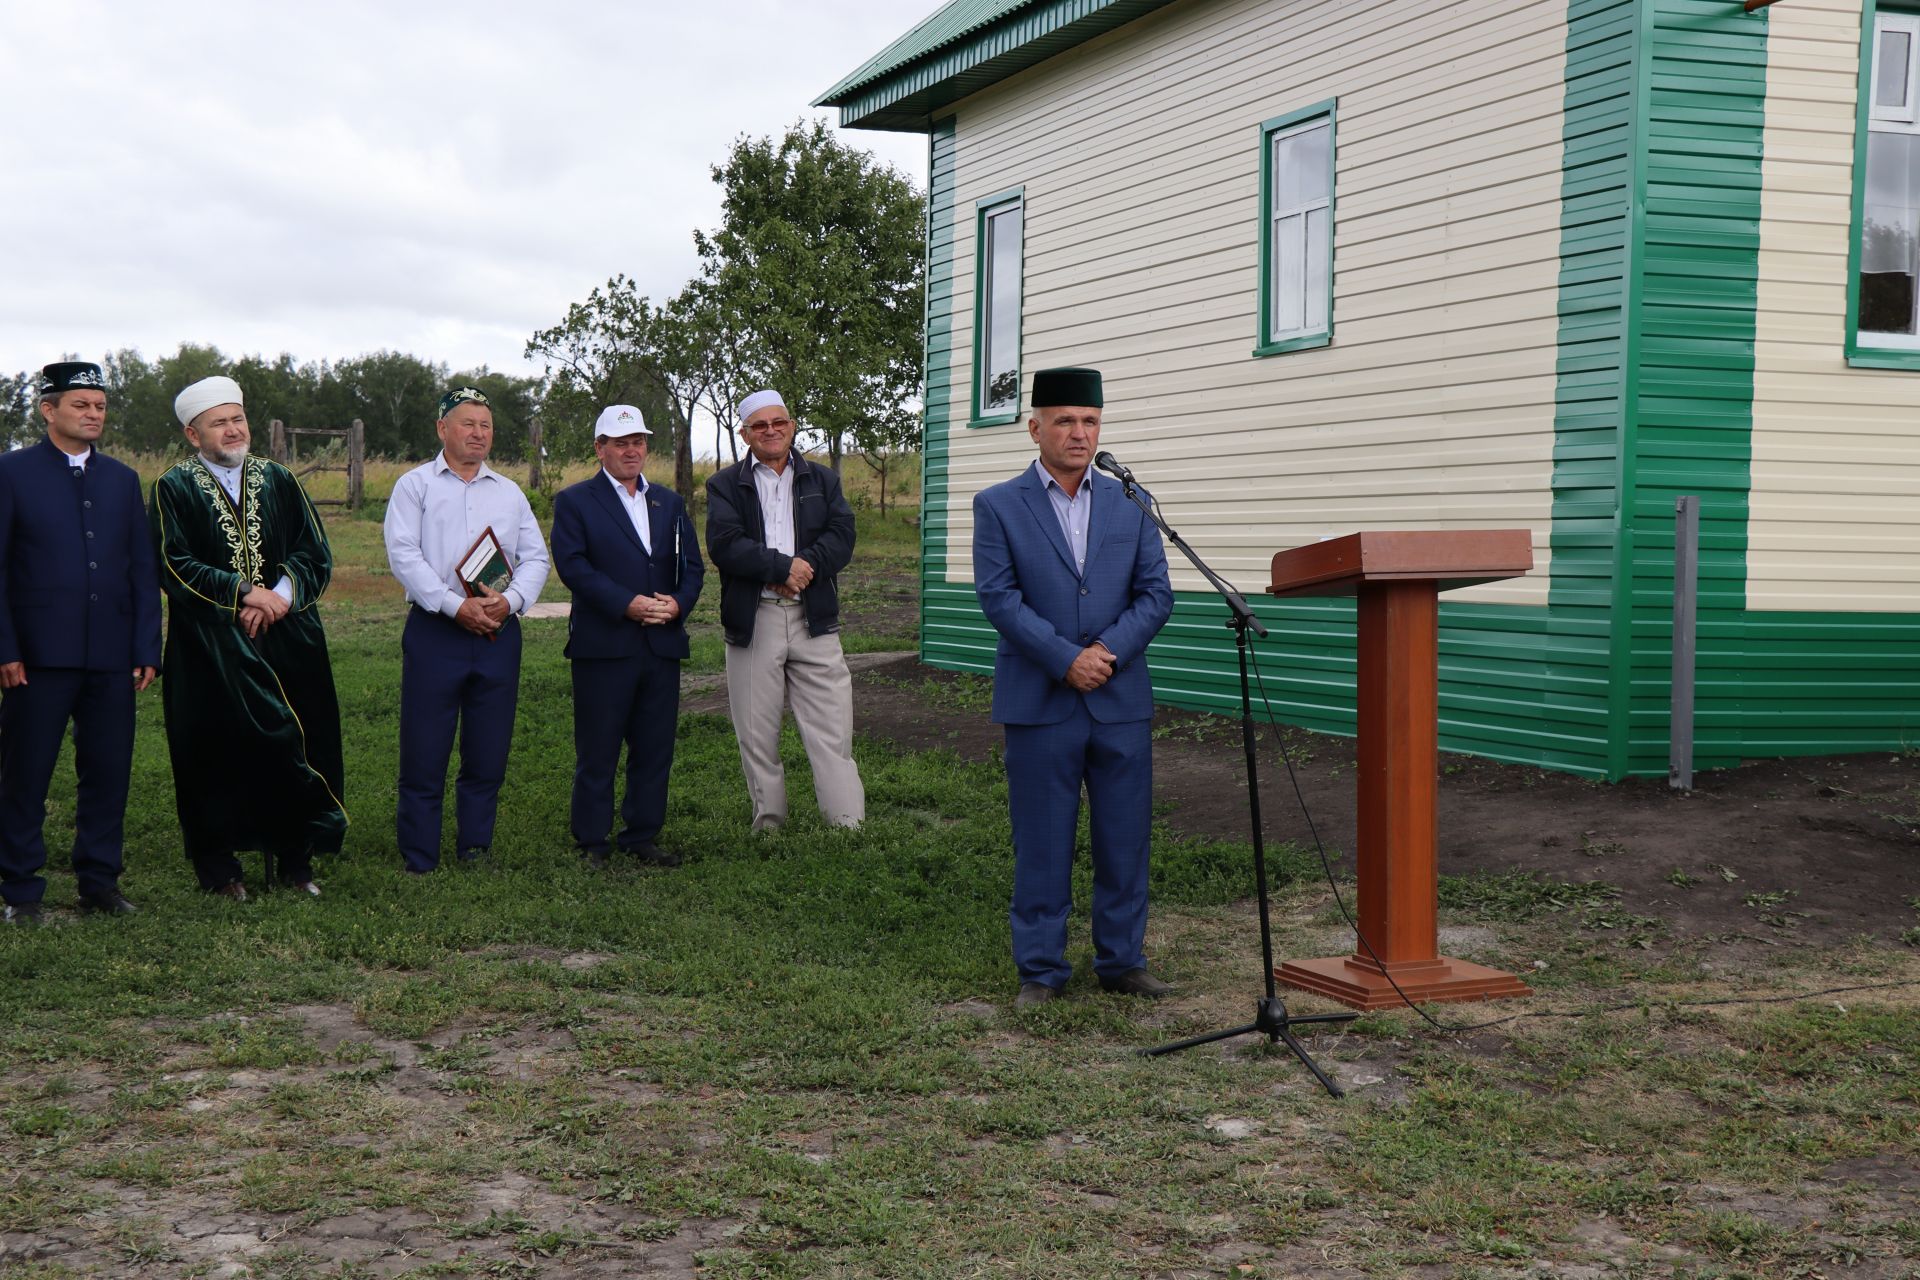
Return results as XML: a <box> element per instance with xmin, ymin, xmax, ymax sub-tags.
<box><xmin>151</xmin><ymin>456</ymin><xmax>347</xmax><ymax>860</ymax></box>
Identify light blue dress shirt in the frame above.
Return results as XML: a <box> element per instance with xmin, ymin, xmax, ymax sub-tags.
<box><xmin>1034</xmin><ymin>459</ymin><xmax>1092</xmax><ymax>575</ymax></box>
<box><xmin>382</xmin><ymin>453</ymin><xmax>550</xmax><ymax>617</ymax></box>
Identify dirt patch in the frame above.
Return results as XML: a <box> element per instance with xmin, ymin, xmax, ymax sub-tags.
<box><xmin>850</xmin><ymin>658</ymin><xmax>1920</xmax><ymax>951</ymax></box>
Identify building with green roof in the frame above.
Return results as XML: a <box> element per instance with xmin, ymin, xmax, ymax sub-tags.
<box><xmin>821</xmin><ymin>0</ymin><xmax>1920</xmax><ymax>780</ymax></box>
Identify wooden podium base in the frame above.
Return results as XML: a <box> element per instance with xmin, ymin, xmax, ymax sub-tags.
<box><xmin>1276</xmin><ymin>954</ymin><xmax>1531</xmax><ymax>1011</ymax></box>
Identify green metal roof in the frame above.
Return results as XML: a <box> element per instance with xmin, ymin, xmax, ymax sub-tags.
<box><xmin>814</xmin><ymin>0</ymin><xmax>1180</xmax><ymax>132</ymax></box>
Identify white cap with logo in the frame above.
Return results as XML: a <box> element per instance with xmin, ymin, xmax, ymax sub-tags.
<box><xmin>594</xmin><ymin>404</ymin><xmax>651</xmax><ymax>438</ymax></box>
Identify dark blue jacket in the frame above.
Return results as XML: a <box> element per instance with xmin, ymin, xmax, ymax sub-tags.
<box><xmin>551</xmin><ymin>472</ymin><xmax>703</xmax><ymax>661</ymax></box>
<box><xmin>0</xmin><ymin>438</ymin><xmax>161</xmax><ymax>672</ymax></box>
<box><xmin>704</xmin><ymin>453</ymin><xmax>856</xmax><ymax>645</ymax></box>
<box><xmin>972</xmin><ymin>467</ymin><xmax>1173</xmax><ymax>726</ymax></box>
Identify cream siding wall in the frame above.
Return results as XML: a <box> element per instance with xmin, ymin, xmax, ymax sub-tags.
<box><xmin>932</xmin><ymin>0</ymin><xmax>1568</xmax><ymax>604</ymax></box>
<box><xmin>1752</xmin><ymin>0</ymin><xmax>1920</xmax><ymax>611</ymax></box>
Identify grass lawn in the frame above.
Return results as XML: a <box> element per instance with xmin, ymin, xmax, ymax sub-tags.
<box><xmin>0</xmin><ymin>498</ymin><xmax>1915</xmax><ymax>1279</ymax></box>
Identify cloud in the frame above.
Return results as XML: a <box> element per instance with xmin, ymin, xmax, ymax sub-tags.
<box><xmin>1</xmin><ymin>0</ymin><xmax>932</xmax><ymax>380</ymax></box>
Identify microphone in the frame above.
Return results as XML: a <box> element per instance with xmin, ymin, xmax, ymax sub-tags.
<box><xmin>1093</xmin><ymin>451</ymin><xmax>1135</xmax><ymax>484</ymax></box>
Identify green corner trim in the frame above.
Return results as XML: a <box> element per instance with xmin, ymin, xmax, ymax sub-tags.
<box><xmin>1254</xmin><ymin>98</ymin><xmax>1337</xmax><ymax>357</ymax></box>
<box><xmin>1603</xmin><ymin>0</ymin><xmax>1657</xmax><ymax>780</ymax></box>
<box><xmin>919</xmin><ymin>119</ymin><xmax>961</xmax><ymax>664</ymax></box>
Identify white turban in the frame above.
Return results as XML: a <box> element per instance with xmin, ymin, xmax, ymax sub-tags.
<box><xmin>736</xmin><ymin>389</ymin><xmax>786</xmax><ymax>423</ymax></box>
<box><xmin>174</xmin><ymin>376</ymin><xmax>244</xmax><ymax>428</ymax></box>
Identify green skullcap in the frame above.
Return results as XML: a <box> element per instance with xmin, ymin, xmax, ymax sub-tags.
<box><xmin>437</xmin><ymin>386</ymin><xmax>491</xmax><ymax>419</ymax></box>
<box><xmin>1029</xmin><ymin>367</ymin><xmax>1103</xmax><ymax>408</ymax></box>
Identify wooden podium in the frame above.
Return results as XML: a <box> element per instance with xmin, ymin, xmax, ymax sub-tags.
<box><xmin>1269</xmin><ymin>531</ymin><xmax>1534</xmax><ymax>1010</ymax></box>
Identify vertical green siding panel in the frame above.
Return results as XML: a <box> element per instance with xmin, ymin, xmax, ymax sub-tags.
<box><xmin>1624</xmin><ymin>0</ymin><xmax>1768</xmax><ymax>776</ymax></box>
<box><xmin>919</xmin><ymin>119</ymin><xmax>981</xmax><ymax>670</ymax></box>
<box><xmin>1556</xmin><ymin>0</ymin><xmax>1643</xmax><ymax>779</ymax></box>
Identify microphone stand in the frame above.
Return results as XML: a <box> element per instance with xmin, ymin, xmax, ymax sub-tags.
<box><xmin>1108</xmin><ymin>466</ymin><xmax>1356</xmax><ymax>1097</ymax></box>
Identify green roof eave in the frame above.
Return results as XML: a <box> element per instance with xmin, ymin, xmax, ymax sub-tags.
<box><xmin>814</xmin><ymin>0</ymin><xmax>1182</xmax><ymax>132</ymax></box>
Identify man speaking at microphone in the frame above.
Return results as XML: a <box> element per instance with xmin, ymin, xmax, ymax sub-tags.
<box><xmin>972</xmin><ymin>367</ymin><xmax>1174</xmax><ymax>1007</ymax></box>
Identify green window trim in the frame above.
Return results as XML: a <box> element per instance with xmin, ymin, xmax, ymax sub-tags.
<box><xmin>1845</xmin><ymin>0</ymin><xmax>1920</xmax><ymax>369</ymax></box>
<box><xmin>969</xmin><ymin>186</ymin><xmax>1026</xmax><ymax>428</ymax></box>
<box><xmin>1254</xmin><ymin>98</ymin><xmax>1337</xmax><ymax>359</ymax></box>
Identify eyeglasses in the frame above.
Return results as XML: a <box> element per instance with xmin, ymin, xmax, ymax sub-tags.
<box><xmin>747</xmin><ymin>417</ymin><xmax>795</xmax><ymax>432</ymax></box>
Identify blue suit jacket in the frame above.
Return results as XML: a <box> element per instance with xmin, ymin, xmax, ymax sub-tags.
<box><xmin>0</xmin><ymin>438</ymin><xmax>161</xmax><ymax>673</ymax></box>
<box><xmin>551</xmin><ymin>472</ymin><xmax>704</xmax><ymax>661</ymax></box>
<box><xmin>973</xmin><ymin>466</ymin><xmax>1173</xmax><ymax>726</ymax></box>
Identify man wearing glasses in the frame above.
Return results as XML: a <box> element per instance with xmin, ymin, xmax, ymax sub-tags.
<box><xmin>705</xmin><ymin>390</ymin><xmax>864</xmax><ymax>832</ymax></box>
<box><xmin>551</xmin><ymin>405</ymin><xmax>704</xmax><ymax>868</ymax></box>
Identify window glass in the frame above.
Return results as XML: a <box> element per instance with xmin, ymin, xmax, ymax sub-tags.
<box><xmin>980</xmin><ymin>201</ymin><xmax>1023</xmax><ymax>414</ymax></box>
<box><xmin>1261</xmin><ymin>112</ymin><xmax>1334</xmax><ymax>348</ymax></box>
<box><xmin>1862</xmin><ymin>15</ymin><xmax>1920</xmax><ymax>349</ymax></box>
<box><xmin>1862</xmin><ymin>131</ymin><xmax>1920</xmax><ymax>337</ymax></box>
<box><xmin>1877</xmin><ymin>28</ymin><xmax>1911</xmax><ymax>109</ymax></box>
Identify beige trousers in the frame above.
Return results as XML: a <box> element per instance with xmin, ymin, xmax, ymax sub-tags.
<box><xmin>724</xmin><ymin>600</ymin><xmax>865</xmax><ymax>829</ymax></box>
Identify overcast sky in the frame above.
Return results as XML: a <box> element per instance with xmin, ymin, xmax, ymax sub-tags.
<box><xmin>2</xmin><ymin>0</ymin><xmax>939</xmax><ymax>384</ymax></box>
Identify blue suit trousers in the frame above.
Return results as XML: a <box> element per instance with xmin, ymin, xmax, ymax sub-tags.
<box><xmin>397</xmin><ymin>609</ymin><xmax>521</xmax><ymax>871</ymax></box>
<box><xmin>570</xmin><ymin>648</ymin><xmax>680</xmax><ymax>853</ymax></box>
<box><xmin>0</xmin><ymin>670</ymin><xmax>134</xmax><ymax>904</ymax></box>
<box><xmin>1004</xmin><ymin>702</ymin><xmax>1152</xmax><ymax>987</ymax></box>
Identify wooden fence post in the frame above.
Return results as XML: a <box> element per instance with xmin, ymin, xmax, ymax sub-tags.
<box><xmin>347</xmin><ymin>419</ymin><xmax>366</xmax><ymax>509</ymax></box>
<box><xmin>270</xmin><ymin>419</ymin><xmax>289</xmax><ymax>464</ymax></box>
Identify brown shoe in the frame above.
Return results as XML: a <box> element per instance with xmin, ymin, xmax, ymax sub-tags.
<box><xmin>213</xmin><ymin>881</ymin><xmax>248</xmax><ymax>903</ymax></box>
<box><xmin>1098</xmin><ymin>968</ymin><xmax>1172</xmax><ymax>998</ymax></box>
<box><xmin>1015</xmin><ymin>982</ymin><xmax>1059</xmax><ymax>1008</ymax></box>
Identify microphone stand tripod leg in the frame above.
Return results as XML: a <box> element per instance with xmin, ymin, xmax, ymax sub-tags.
<box><xmin>1114</xmin><ymin>481</ymin><xmax>1354</xmax><ymax>1098</ymax></box>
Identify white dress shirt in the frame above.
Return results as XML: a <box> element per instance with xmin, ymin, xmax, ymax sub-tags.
<box><xmin>604</xmin><ymin>470</ymin><xmax>652</xmax><ymax>554</ymax></box>
<box><xmin>750</xmin><ymin>454</ymin><xmax>797</xmax><ymax>556</ymax></box>
<box><xmin>750</xmin><ymin>454</ymin><xmax>797</xmax><ymax>600</ymax></box>
<box><xmin>59</xmin><ymin>444</ymin><xmax>91</xmax><ymax>469</ymax></box>
<box><xmin>383</xmin><ymin>452</ymin><xmax>550</xmax><ymax>617</ymax></box>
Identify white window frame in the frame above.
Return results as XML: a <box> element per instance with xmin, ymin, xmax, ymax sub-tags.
<box><xmin>1255</xmin><ymin>100</ymin><xmax>1337</xmax><ymax>357</ymax></box>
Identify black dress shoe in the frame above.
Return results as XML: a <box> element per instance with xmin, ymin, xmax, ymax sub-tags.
<box><xmin>628</xmin><ymin>842</ymin><xmax>683</xmax><ymax>869</ymax></box>
<box><xmin>581</xmin><ymin>848</ymin><xmax>612</xmax><ymax>870</ymax></box>
<box><xmin>457</xmin><ymin>846</ymin><xmax>487</xmax><ymax>866</ymax></box>
<box><xmin>2</xmin><ymin>901</ymin><xmax>43</xmax><ymax>924</ymax></box>
<box><xmin>1098</xmin><ymin>968</ymin><xmax>1173</xmax><ymax>998</ymax></box>
<box><xmin>1015</xmin><ymin>982</ymin><xmax>1059</xmax><ymax>1008</ymax></box>
<box><xmin>78</xmin><ymin>890</ymin><xmax>138</xmax><ymax>916</ymax></box>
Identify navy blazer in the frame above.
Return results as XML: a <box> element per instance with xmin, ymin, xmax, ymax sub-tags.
<box><xmin>973</xmin><ymin>466</ymin><xmax>1173</xmax><ymax>726</ymax></box>
<box><xmin>0</xmin><ymin>438</ymin><xmax>161</xmax><ymax>673</ymax></box>
<box><xmin>551</xmin><ymin>472</ymin><xmax>704</xmax><ymax>661</ymax></box>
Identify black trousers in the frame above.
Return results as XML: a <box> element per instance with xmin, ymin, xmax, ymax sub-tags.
<box><xmin>570</xmin><ymin>648</ymin><xmax>681</xmax><ymax>854</ymax></box>
<box><xmin>0</xmin><ymin>669</ymin><xmax>135</xmax><ymax>905</ymax></box>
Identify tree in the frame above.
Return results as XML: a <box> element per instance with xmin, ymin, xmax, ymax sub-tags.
<box><xmin>525</xmin><ymin>275</ymin><xmax>678</xmax><ymax>466</ymax></box>
<box><xmin>654</xmin><ymin>280</ymin><xmax>747</xmax><ymax>491</ymax></box>
<box><xmin>1</xmin><ymin>371</ymin><xmax>37</xmax><ymax>448</ymax></box>
<box><xmin>332</xmin><ymin>350</ymin><xmax>446</xmax><ymax>458</ymax></box>
<box><xmin>691</xmin><ymin>119</ymin><xmax>925</xmax><ymax>471</ymax></box>
<box><xmin>457</xmin><ymin>367</ymin><xmax>543</xmax><ymax>463</ymax></box>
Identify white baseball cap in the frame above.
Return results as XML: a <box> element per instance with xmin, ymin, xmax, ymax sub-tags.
<box><xmin>594</xmin><ymin>404</ymin><xmax>652</xmax><ymax>438</ymax></box>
